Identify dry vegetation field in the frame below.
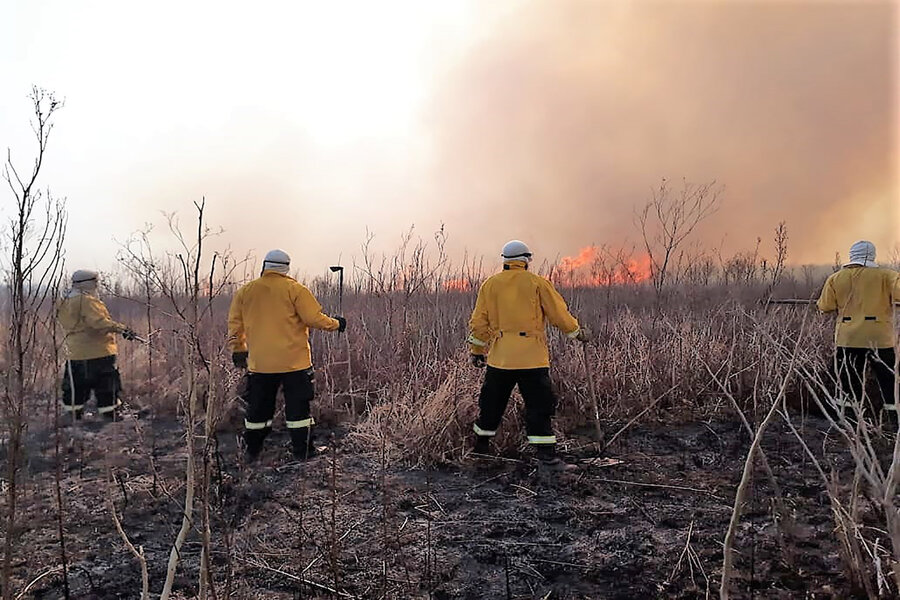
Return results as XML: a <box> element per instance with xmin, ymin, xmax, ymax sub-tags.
<box><xmin>3</xmin><ymin>95</ymin><xmax>900</xmax><ymax>599</ymax></box>
<box><xmin>2</xmin><ymin>201</ymin><xmax>900</xmax><ymax>600</ymax></box>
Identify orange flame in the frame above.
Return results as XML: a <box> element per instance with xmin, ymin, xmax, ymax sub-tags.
<box><xmin>557</xmin><ymin>246</ymin><xmax>652</xmax><ymax>286</ymax></box>
<box><xmin>443</xmin><ymin>278</ymin><xmax>472</xmax><ymax>291</ymax></box>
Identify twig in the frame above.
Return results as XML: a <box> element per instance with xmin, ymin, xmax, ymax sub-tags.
<box><xmin>510</xmin><ymin>484</ymin><xmax>538</xmax><ymax>497</ymax></box>
<box><xmin>473</xmin><ymin>472</ymin><xmax>508</xmax><ymax>488</ymax></box>
<box><xmin>469</xmin><ymin>453</ymin><xmax>523</xmax><ymax>464</ymax></box>
<box><xmin>15</xmin><ymin>567</ymin><xmax>63</xmax><ymax>599</ymax></box>
<box><xmin>530</xmin><ymin>558</ymin><xmax>593</xmax><ymax>569</ymax></box>
<box><xmin>106</xmin><ymin>472</ymin><xmax>150</xmax><ymax>600</ymax></box>
<box><xmin>667</xmin><ymin>520</ymin><xmax>695</xmax><ymax>584</ymax></box>
<box><xmin>589</xmin><ymin>477</ymin><xmax>724</xmax><ymax>501</ymax></box>
<box><xmin>603</xmin><ymin>382</ymin><xmax>679</xmax><ymax>449</ymax></box>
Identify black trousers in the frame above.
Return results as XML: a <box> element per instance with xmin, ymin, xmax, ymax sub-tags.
<box><xmin>61</xmin><ymin>355</ymin><xmax>121</xmax><ymax>414</ymax></box>
<box><xmin>244</xmin><ymin>368</ymin><xmax>315</xmax><ymax>453</ymax></box>
<box><xmin>475</xmin><ymin>366</ymin><xmax>557</xmax><ymax>444</ymax></box>
<box><xmin>835</xmin><ymin>347</ymin><xmax>897</xmax><ymax>411</ymax></box>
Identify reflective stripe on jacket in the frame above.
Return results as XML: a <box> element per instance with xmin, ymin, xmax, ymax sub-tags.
<box><xmin>57</xmin><ymin>294</ymin><xmax>125</xmax><ymax>360</ymax></box>
<box><xmin>817</xmin><ymin>266</ymin><xmax>900</xmax><ymax>349</ymax></box>
<box><xmin>468</xmin><ymin>261</ymin><xmax>580</xmax><ymax>369</ymax></box>
<box><xmin>228</xmin><ymin>271</ymin><xmax>340</xmax><ymax>373</ymax></box>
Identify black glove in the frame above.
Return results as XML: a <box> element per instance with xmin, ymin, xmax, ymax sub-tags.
<box><xmin>574</xmin><ymin>327</ymin><xmax>594</xmax><ymax>343</ymax></box>
<box><xmin>121</xmin><ymin>328</ymin><xmax>138</xmax><ymax>341</ymax></box>
<box><xmin>335</xmin><ymin>316</ymin><xmax>347</xmax><ymax>333</ymax></box>
<box><xmin>470</xmin><ymin>354</ymin><xmax>486</xmax><ymax>368</ymax></box>
<box><xmin>232</xmin><ymin>351</ymin><xmax>249</xmax><ymax>369</ymax></box>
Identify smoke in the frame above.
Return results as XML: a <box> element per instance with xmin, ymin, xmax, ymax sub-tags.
<box><xmin>427</xmin><ymin>0</ymin><xmax>898</xmax><ymax>265</ymax></box>
<box><xmin>25</xmin><ymin>1</ymin><xmax>895</xmax><ymax>272</ymax></box>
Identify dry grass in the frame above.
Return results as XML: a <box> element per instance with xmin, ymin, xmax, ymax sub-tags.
<box><xmin>3</xmin><ymin>218</ymin><xmax>898</xmax><ymax>596</ymax></box>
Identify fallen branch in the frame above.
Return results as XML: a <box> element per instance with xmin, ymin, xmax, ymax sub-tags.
<box><xmin>240</xmin><ymin>556</ymin><xmax>358</xmax><ymax>598</ymax></box>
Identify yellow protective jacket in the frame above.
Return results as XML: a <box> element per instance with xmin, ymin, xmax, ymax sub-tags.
<box><xmin>468</xmin><ymin>262</ymin><xmax>581</xmax><ymax>369</ymax></box>
<box><xmin>57</xmin><ymin>293</ymin><xmax>126</xmax><ymax>360</ymax></box>
<box><xmin>817</xmin><ymin>266</ymin><xmax>900</xmax><ymax>349</ymax></box>
<box><xmin>228</xmin><ymin>271</ymin><xmax>340</xmax><ymax>373</ymax></box>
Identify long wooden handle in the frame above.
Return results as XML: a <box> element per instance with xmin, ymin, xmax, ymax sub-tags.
<box><xmin>766</xmin><ymin>299</ymin><xmax>900</xmax><ymax>306</ymax></box>
<box><xmin>766</xmin><ymin>299</ymin><xmax>815</xmax><ymax>305</ymax></box>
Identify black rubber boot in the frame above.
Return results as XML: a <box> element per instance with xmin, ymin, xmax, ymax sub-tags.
<box><xmin>244</xmin><ymin>427</ymin><xmax>270</xmax><ymax>464</ymax></box>
<box><xmin>62</xmin><ymin>409</ymin><xmax>83</xmax><ymax>426</ymax></box>
<box><xmin>290</xmin><ymin>428</ymin><xmax>317</xmax><ymax>460</ymax></box>
<box><xmin>882</xmin><ymin>407</ymin><xmax>898</xmax><ymax>434</ymax></box>
<box><xmin>473</xmin><ymin>435</ymin><xmax>491</xmax><ymax>455</ymax></box>
<box><xmin>534</xmin><ymin>445</ymin><xmax>577</xmax><ymax>473</ymax></box>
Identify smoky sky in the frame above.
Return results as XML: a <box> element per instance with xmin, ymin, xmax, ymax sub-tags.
<box><xmin>426</xmin><ymin>0</ymin><xmax>898</xmax><ymax>264</ymax></box>
<box><xmin>2</xmin><ymin>0</ymin><xmax>895</xmax><ymax>274</ymax></box>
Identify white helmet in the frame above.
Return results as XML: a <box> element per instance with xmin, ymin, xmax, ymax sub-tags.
<box><xmin>72</xmin><ymin>269</ymin><xmax>99</xmax><ymax>284</ymax></box>
<box><xmin>501</xmin><ymin>240</ymin><xmax>532</xmax><ymax>263</ymax></box>
<box><xmin>846</xmin><ymin>240</ymin><xmax>877</xmax><ymax>267</ymax></box>
<box><xmin>71</xmin><ymin>269</ymin><xmax>99</xmax><ymax>294</ymax></box>
<box><xmin>262</xmin><ymin>249</ymin><xmax>291</xmax><ymax>273</ymax></box>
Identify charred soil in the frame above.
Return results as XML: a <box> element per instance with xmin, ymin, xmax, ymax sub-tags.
<box><xmin>8</xmin><ymin>408</ymin><xmax>875</xmax><ymax>599</ymax></box>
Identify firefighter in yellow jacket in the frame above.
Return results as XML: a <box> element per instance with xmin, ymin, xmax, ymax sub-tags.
<box><xmin>817</xmin><ymin>240</ymin><xmax>900</xmax><ymax>421</ymax></box>
<box><xmin>467</xmin><ymin>241</ymin><xmax>592</xmax><ymax>471</ymax></box>
<box><xmin>57</xmin><ymin>270</ymin><xmax>137</xmax><ymax>420</ymax></box>
<box><xmin>228</xmin><ymin>249</ymin><xmax>346</xmax><ymax>462</ymax></box>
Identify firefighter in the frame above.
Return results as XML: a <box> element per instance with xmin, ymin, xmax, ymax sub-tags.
<box><xmin>228</xmin><ymin>249</ymin><xmax>346</xmax><ymax>462</ymax></box>
<box><xmin>817</xmin><ymin>240</ymin><xmax>900</xmax><ymax>423</ymax></box>
<box><xmin>57</xmin><ymin>270</ymin><xmax>137</xmax><ymax>421</ymax></box>
<box><xmin>467</xmin><ymin>240</ymin><xmax>592</xmax><ymax>471</ymax></box>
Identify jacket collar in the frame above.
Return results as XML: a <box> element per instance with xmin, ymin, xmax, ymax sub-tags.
<box><xmin>503</xmin><ymin>260</ymin><xmax>528</xmax><ymax>271</ymax></box>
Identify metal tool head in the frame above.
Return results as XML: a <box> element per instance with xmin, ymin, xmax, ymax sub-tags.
<box><xmin>329</xmin><ymin>265</ymin><xmax>343</xmax><ymax>273</ymax></box>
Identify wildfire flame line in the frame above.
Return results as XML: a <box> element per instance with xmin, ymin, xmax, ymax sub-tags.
<box><xmin>443</xmin><ymin>278</ymin><xmax>471</xmax><ymax>291</ymax></box>
<box><xmin>557</xmin><ymin>245</ymin><xmax>652</xmax><ymax>286</ymax></box>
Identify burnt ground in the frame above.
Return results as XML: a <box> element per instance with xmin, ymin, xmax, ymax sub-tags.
<box><xmin>5</xmin><ymin>405</ymin><xmax>884</xmax><ymax>599</ymax></box>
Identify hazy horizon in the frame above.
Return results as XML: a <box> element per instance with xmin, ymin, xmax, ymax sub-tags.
<box><xmin>1</xmin><ymin>0</ymin><xmax>897</xmax><ymax>277</ymax></box>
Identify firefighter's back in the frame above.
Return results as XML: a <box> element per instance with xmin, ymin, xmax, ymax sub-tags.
<box><xmin>826</xmin><ymin>266</ymin><xmax>899</xmax><ymax>348</ymax></box>
<box><xmin>57</xmin><ymin>294</ymin><xmax>118</xmax><ymax>360</ymax></box>
<box><xmin>486</xmin><ymin>268</ymin><xmax>545</xmax><ymax>333</ymax></box>
<box><xmin>480</xmin><ymin>267</ymin><xmax>553</xmax><ymax>369</ymax></box>
<box><xmin>236</xmin><ymin>273</ymin><xmax>311</xmax><ymax>372</ymax></box>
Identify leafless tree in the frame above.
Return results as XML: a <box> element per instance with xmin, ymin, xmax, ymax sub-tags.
<box><xmin>762</xmin><ymin>221</ymin><xmax>789</xmax><ymax>300</ymax></box>
<box><xmin>114</xmin><ymin>199</ymin><xmax>245</xmax><ymax>598</ymax></box>
<box><xmin>1</xmin><ymin>87</ymin><xmax>67</xmax><ymax>600</ymax></box>
<box><xmin>636</xmin><ymin>178</ymin><xmax>721</xmax><ymax>295</ymax></box>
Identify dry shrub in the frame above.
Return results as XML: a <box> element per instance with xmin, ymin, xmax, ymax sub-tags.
<box><xmin>340</xmin><ymin>300</ymin><xmax>834</xmax><ymax>469</ymax></box>
<box><xmin>348</xmin><ymin>355</ymin><xmax>535</xmax><ymax>466</ymax></box>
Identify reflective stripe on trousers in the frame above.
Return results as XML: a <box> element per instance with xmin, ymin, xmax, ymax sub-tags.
<box><xmin>527</xmin><ymin>435</ymin><xmax>557</xmax><ymax>445</ymax></box>
<box><xmin>473</xmin><ymin>423</ymin><xmax>496</xmax><ymax>437</ymax></box>
<box><xmin>245</xmin><ymin>419</ymin><xmax>274</xmax><ymax>430</ymax></box>
<box><xmin>97</xmin><ymin>399</ymin><xmax>122</xmax><ymax>414</ymax></box>
<box><xmin>286</xmin><ymin>417</ymin><xmax>315</xmax><ymax>429</ymax></box>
